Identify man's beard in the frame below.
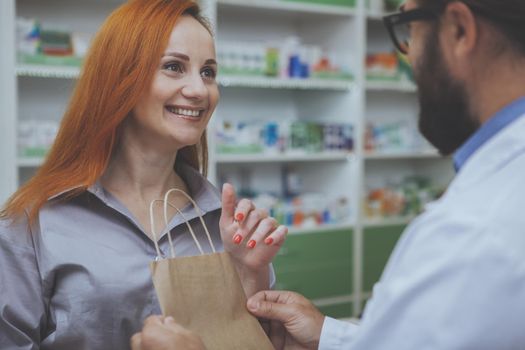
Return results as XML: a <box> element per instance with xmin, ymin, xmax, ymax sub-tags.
<box><xmin>414</xmin><ymin>27</ymin><xmax>479</xmax><ymax>156</ymax></box>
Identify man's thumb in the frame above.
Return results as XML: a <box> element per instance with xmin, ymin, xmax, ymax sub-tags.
<box><xmin>247</xmin><ymin>298</ymin><xmax>292</xmax><ymax>322</ymax></box>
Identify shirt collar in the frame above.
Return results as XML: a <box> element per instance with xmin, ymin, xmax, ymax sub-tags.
<box><xmin>453</xmin><ymin>96</ymin><xmax>525</xmax><ymax>172</ymax></box>
<box><xmin>47</xmin><ymin>184</ymin><xmax>91</xmax><ymax>201</ymax></box>
<box><xmin>175</xmin><ymin>162</ymin><xmax>222</xmax><ymax>214</ymax></box>
<box><xmin>47</xmin><ymin>162</ymin><xmax>222</xmax><ymax>215</ymax></box>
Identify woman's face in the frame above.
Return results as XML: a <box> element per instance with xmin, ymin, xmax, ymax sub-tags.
<box><xmin>131</xmin><ymin>15</ymin><xmax>219</xmax><ymax>152</ymax></box>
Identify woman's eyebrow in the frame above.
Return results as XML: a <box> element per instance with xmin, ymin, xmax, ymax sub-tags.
<box><xmin>164</xmin><ymin>51</ymin><xmax>189</xmax><ymax>61</ymax></box>
<box><xmin>164</xmin><ymin>52</ymin><xmax>217</xmax><ymax>66</ymax></box>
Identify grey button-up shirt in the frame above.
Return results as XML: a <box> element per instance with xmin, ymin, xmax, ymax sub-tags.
<box><xmin>0</xmin><ymin>163</ymin><xmax>274</xmax><ymax>350</ymax></box>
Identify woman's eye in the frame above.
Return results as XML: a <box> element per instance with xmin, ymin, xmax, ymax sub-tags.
<box><xmin>164</xmin><ymin>62</ymin><xmax>183</xmax><ymax>73</ymax></box>
<box><xmin>201</xmin><ymin>67</ymin><xmax>216</xmax><ymax>80</ymax></box>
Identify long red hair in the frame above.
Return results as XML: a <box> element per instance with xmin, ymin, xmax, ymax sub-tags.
<box><xmin>2</xmin><ymin>0</ymin><xmax>210</xmax><ymax>223</ymax></box>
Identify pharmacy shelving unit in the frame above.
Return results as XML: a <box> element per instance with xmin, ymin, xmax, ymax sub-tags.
<box><xmin>200</xmin><ymin>0</ymin><xmax>366</xmax><ymax>318</ymax></box>
<box><xmin>2</xmin><ymin>0</ymin><xmax>128</xmax><ymax>188</ymax></box>
<box><xmin>0</xmin><ymin>0</ymin><xmax>454</xmax><ymax>318</ymax></box>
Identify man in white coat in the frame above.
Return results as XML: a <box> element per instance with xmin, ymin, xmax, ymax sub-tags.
<box><xmin>132</xmin><ymin>0</ymin><xmax>525</xmax><ymax>348</ymax></box>
<box><xmin>245</xmin><ymin>0</ymin><xmax>525</xmax><ymax>348</ymax></box>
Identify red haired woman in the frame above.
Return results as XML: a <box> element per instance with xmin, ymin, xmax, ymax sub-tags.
<box><xmin>0</xmin><ymin>1</ymin><xmax>287</xmax><ymax>348</ymax></box>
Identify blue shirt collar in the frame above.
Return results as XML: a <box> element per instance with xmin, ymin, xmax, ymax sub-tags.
<box><xmin>453</xmin><ymin>97</ymin><xmax>525</xmax><ymax>172</ymax></box>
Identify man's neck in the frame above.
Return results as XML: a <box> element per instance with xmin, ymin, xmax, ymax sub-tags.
<box><xmin>470</xmin><ymin>59</ymin><xmax>525</xmax><ymax>125</ymax></box>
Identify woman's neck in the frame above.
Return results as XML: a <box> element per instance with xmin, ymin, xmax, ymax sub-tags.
<box><xmin>100</xmin><ymin>136</ymin><xmax>185</xmax><ymax>202</ymax></box>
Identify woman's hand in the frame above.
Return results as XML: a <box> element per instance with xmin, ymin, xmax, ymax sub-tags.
<box><xmin>220</xmin><ymin>183</ymin><xmax>288</xmax><ymax>296</ymax></box>
<box><xmin>131</xmin><ymin>316</ymin><xmax>206</xmax><ymax>350</ymax></box>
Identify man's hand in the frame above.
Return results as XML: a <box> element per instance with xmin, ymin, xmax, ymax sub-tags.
<box><xmin>247</xmin><ymin>290</ymin><xmax>325</xmax><ymax>350</ymax></box>
<box><xmin>131</xmin><ymin>315</ymin><xmax>206</xmax><ymax>350</ymax></box>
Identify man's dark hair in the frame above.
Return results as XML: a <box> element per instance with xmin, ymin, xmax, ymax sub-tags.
<box><xmin>418</xmin><ymin>0</ymin><xmax>525</xmax><ymax>55</ymax></box>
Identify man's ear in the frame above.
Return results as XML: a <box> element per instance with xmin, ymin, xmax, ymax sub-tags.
<box><xmin>439</xmin><ymin>1</ymin><xmax>478</xmax><ymax>74</ymax></box>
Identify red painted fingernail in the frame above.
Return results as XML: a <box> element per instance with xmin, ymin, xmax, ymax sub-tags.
<box><xmin>233</xmin><ymin>234</ymin><xmax>243</xmax><ymax>245</ymax></box>
<box><xmin>247</xmin><ymin>240</ymin><xmax>256</xmax><ymax>249</ymax></box>
<box><xmin>264</xmin><ymin>237</ymin><xmax>274</xmax><ymax>245</ymax></box>
<box><xmin>235</xmin><ymin>213</ymin><xmax>245</xmax><ymax>222</ymax></box>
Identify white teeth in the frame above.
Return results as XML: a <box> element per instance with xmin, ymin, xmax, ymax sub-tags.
<box><xmin>167</xmin><ymin>107</ymin><xmax>201</xmax><ymax>117</ymax></box>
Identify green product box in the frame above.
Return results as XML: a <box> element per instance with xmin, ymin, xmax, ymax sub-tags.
<box><xmin>216</xmin><ymin>144</ymin><xmax>263</xmax><ymax>154</ymax></box>
<box><xmin>265</xmin><ymin>48</ymin><xmax>279</xmax><ymax>77</ymax></box>
<box><xmin>282</xmin><ymin>0</ymin><xmax>356</xmax><ymax>7</ymax></box>
<box><xmin>290</xmin><ymin>122</ymin><xmax>310</xmax><ymax>151</ymax></box>
<box><xmin>307</xmin><ymin>123</ymin><xmax>324</xmax><ymax>153</ymax></box>
<box><xmin>20</xmin><ymin>147</ymin><xmax>48</xmax><ymax>158</ymax></box>
<box><xmin>312</xmin><ymin>71</ymin><xmax>354</xmax><ymax>81</ymax></box>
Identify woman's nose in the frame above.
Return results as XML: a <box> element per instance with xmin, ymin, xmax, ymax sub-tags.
<box><xmin>181</xmin><ymin>73</ymin><xmax>207</xmax><ymax>100</ymax></box>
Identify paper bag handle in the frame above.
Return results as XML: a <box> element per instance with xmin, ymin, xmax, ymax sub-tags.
<box><xmin>148</xmin><ymin>189</ymin><xmax>217</xmax><ymax>259</ymax></box>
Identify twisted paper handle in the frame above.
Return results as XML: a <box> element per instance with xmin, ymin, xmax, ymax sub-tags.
<box><xmin>149</xmin><ymin>189</ymin><xmax>216</xmax><ymax>259</ymax></box>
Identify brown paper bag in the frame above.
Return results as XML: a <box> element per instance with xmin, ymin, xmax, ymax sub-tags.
<box><xmin>148</xmin><ymin>189</ymin><xmax>274</xmax><ymax>350</ymax></box>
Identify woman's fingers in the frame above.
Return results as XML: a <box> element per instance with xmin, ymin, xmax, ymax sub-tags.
<box><xmin>220</xmin><ymin>190</ymin><xmax>289</xmax><ymax>251</ymax></box>
<box><xmin>234</xmin><ymin>208</ymin><xmax>269</xmax><ymax>246</ymax></box>
<box><xmin>232</xmin><ymin>209</ymin><xmax>288</xmax><ymax>249</ymax></box>
<box><xmin>246</xmin><ymin>217</ymin><xmax>277</xmax><ymax>248</ymax></box>
<box><xmin>263</xmin><ymin>225</ymin><xmax>288</xmax><ymax>246</ymax></box>
<box><xmin>234</xmin><ymin>198</ymin><xmax>256</xmax><ymax>223</ymax></box>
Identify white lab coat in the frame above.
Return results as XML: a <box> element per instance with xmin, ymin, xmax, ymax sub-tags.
<box><xmin>319</xmin><ymin>113</ymin><xmax>525</xmax><ymax>350</ymax></box>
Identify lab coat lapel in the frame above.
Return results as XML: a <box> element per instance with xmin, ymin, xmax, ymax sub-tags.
<box><xmin>448</xmin><ymin>113</ymin><xmax>525</xmax><ymax>193</ymax></box>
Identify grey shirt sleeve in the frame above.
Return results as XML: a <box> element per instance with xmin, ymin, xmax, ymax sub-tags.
<box><xmin>0</xmin><ymin>218</ymin><xmax>47</xmax><ymax>349</ymax></box>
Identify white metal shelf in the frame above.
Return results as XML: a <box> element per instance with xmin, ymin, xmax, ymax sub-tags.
<box><xmin>367</xmin><ymin>11</ymin><xmax>385</xmax><ymax>20</ymax></box>
<box><xmin>16</xmin><ymin>65</ymin><xmax>354</xmax><ymax>91</ymax></box>
<box><xmin>363</xmin><ymin>215</ymin><xmax>415</xmax><ymax>228</ymax></box>
<box><xmin>367</xmin><ymin>11</ymin><xmax>393</xmax><ymax>20</ymax></box>
<box><xmin>312</xmin><ymin>294</ymin><xmax>355</xmax><ymax>307</ymax></box>
<box><xmin>288</xmin><ymin>221</ymin><xmax>355</xmax><ymax>235</ymax></box>
<box><xmin>219</xmin><ymin>75</ymin><xmax>354</xmax><ymax>90</ymax></box>
<box><xmin>215</xmin><ymin>151</ymin><xmax>353</xmax><ymax>164</ymax></box>
<box><xmin>20</xmin><ymin>152</ymin><xmax>356</xmax><ymax>167</ymax></box>
<box><xmin>17</xmin><ymin>157</ymin><xmax>44</xmax><ymax>167</ymax></box>
<box><xmin>217</xmin><ymin>0</ymin><xmax>357</xmax><ymax>16</ymax></box>
<box><xmin>16</xmin><ymin>64</ymin><xmax>80</xmax><ymax>79</ymax></box>
<box><xmin>364</xmin><ymin>150</ymin><xmax>441</xmax><ymax>160</ymax></box>
<box><xmin>365</xmin><ymin>79</ymin><xmax>417</xmax><ymax>93</ymax></box>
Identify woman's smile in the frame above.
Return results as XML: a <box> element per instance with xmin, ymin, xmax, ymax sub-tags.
<box><xmin>165</xmin><ymin>105</ymin><xmax>205</xmax><ymax>122</ymax></box>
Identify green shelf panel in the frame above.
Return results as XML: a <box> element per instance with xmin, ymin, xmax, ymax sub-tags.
<box><xmin>273</xmin><ymin>229</ymin><xmax>353</xmax><ymax>271</ymax></box>
<box><xmin>275</xmin><ymin>263</ymin><xmax>351</xmax><ymax>299</ymax></box>
<box><xmin>318</xmin><ymin>302</ymin><xmax>353</xmax><ymax>319</ymax></box>
<box><xmin>363</xmin><ymin>224</ymin><xmax>406</xmax><ymax>292</ymax></box>
<box><xmin>273</xmin><ymin>229</ymin><xmax>353</xmax><ymax>300</ymax></box>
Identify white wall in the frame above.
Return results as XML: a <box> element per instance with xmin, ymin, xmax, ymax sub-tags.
<box><xmin>0</xmin><ymin>0</ymin><xmax>18</xmax><ymax>205</ymax></box>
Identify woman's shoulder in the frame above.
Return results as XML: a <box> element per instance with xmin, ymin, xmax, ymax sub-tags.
<box><xmin>0</xmin><ymin>213</ymin><xmax>35</xmax><ymax>250</ymax></box>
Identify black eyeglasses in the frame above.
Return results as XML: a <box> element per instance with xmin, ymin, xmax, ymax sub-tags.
<box><xmin>383</xmin><ymin>8</ymin><xmax>438</xmax><ymax>54</ymax></box>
